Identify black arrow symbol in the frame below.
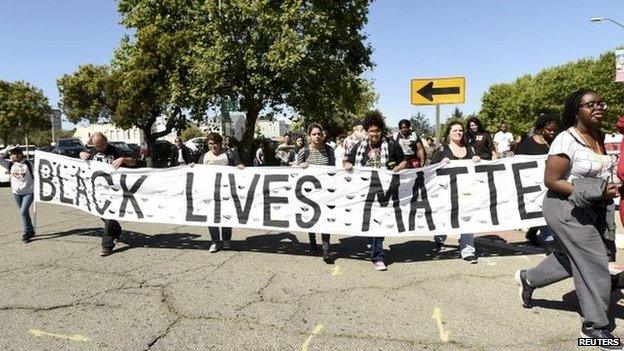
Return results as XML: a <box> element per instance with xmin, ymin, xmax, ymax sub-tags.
<box><xmin>417</xmin><ymin>82</ymin><xmax>460</xmax><ymax>102</ymax></box>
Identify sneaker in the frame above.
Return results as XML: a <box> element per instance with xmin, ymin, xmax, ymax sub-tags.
<box><xmin>463</xmin><ymin>255</ymin><xmax>478</xmax><ymax>264</ymax></box>
<box><xmin>22</xmin><ymin>233</ymin><xmax>30</xmax><ymax>243</ymax></box>
<box><xmin>28</xmin><ymin>230</ymin><xmax>35</xmax><ymax>239</ymax></box>
<box><xmin>515</xmin><ymin>269</ymin><xmax>534</xmax><ymax>308</ymax></box>
<box><xmin>100</xmin><ymin>247</ymin><xmax>113</xmax><ymax>257</ymax></box>
<box><xmin>373</xmin><ymin>261</ymin><xmax>387</xmax><ymax>271</ymax></box>
<box><xmin>580</xmin><ymin>326</ymin><xmax>622</xmax><ymax>350</ymax></box>
<box><xmin>222</xmin><ymin>240</ymin><xmax>231</xmax><ymax>250</ymax></box>
<box><xmin>208</xmin><ymin>243</ymin><xmax>219</xmax><ymax>253</ymax></box>
<box><xmin>525</xmin><ymin>228</ymin><xmax>539</xmax><ymax>246</ymax></box>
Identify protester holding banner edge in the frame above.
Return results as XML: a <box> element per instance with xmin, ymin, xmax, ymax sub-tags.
<box><xmin>196</xmin><ymin>132</ymin><xmax>244</xmax><ymax>253</ymax></box>
<box><xmin>516</xmin><ymin>89</ymin><xmax>621</xmax><ymax>345</ymax></box>
<box><xmin>296</xmin><ymin>123</ymin><xmax>336</xmax><ymax>264</ymax></box>
<box><xmin>430</xmin><ymin>121</ymin><xmax>480</xmax><ymax>264</ymax></box>
<box><xmin>515</xmin><ymin>113</ymin><xmax>560</xmax><ymax>251</ymax></box>
<box><xmin>79</xmin><ymin>132</ymin><xmax>136</xmax><ymax>257</ymax></box>
<box><xmin>344</xmin><ymin>111</ymin><xmax>407</xmax><ymax>271</ymax></box>
<box><xmin>0</xmin><ymin>146</ymin><xmax>35</xmax><ymax>243</ymax></box>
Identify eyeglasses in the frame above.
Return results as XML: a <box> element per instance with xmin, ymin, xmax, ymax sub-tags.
<box><xmin>578</xmin><ymin>101</ymin><xmax>607</xmax><ymax>110</ymax></box>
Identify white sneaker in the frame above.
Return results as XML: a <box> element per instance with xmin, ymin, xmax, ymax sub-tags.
<box><xmin>222</xmin><ymin>240</ymin><xmax>231</xmax><ymax>250</ymax></box>
<box><xmin>208</xmin><ymin>243</ymin><xmax>219</xmax><ymax>253</ymax></box>
<box><xmin>373</xmin><ymin>261</ymin><xmax>387</xmax><ymax>271</ymax></box>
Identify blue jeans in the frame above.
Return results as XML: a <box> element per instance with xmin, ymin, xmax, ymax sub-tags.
<box><xmin>435</xmin><ymin>234</ymin><xmax>475</xmax><ymax>258</ymax></box>
<box><xmin>13</xmin><ymin>193</ymin><xmax>34</xmax><ymax>233</ymax></box>
<box><xmin>209</xmin><ymin>227</ymin><xmax>232</xmax><ymax>242</ymax></box>
<box><xmin>371</xmin><ymin>237</ymin><xmax>385</xmax><ymax>263</ymax></box>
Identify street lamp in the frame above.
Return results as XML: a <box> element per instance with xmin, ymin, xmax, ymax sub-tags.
<box><xmin>590</xmin><ymin>17</ymin><xmax>624</xmax><ymax>30</ymax></box>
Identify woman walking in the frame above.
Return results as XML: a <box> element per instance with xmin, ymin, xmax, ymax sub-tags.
<box><xmin>296</xmin><ymin>123</ymin><xmax>335</xmax><ymax>263</ymax></box>
<box><xmin>465</xmin><ymin>117</ymin><xmax>497</xmax><ymax>160</ymax></box>
<box><xmin>0</xmin><ymin>146</ymin><xmax>35</xmax><ymax>242</ymax></box>
<box><xmin>197</xmin><ymin>132</ymin><xmax>244</xmax><ymax>253</ymax></box>
<box><xmin>431</xmin><ymin>121</ymin><xmax>481</xmax><ymax>263</ymax></box>
<box><xmin>515</xmin><ymin>89</ymin><xmax>620</xmax><ymax>347</ymax></box>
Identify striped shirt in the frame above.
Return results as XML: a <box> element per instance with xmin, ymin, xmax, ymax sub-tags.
<box><xmin>548</xmin><ymin>127</ymin><xmax>613</xmax><ymax>182</ymax></box>
<box><xmin>297</xmin><ymin>146</ymin><xmax>333</xmax><ymax>166</ymax></box>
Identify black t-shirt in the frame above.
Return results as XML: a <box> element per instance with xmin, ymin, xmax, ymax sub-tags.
<box><xmin>90</xmin><ymin>145</ymin><xmax>120</xmax><ymax>164</ymax></box>
<box><xmin>467</xmin><ymin>132</ymin><xmax>495</xmax><ymax>160</ymax></box>
<box><xmin>346</xmin><ymin>138</ymin><xmax>405</xmax><ymax>169</ymax></box>
<box><xmin>430</xmin><ymin>144</ymin><xmax>475</xmax><ymax>164</ymax></box>
<box><xmin>514</xmin><ymin>137</ymin><xmax>549</xmax><ymax>155</ymax></box>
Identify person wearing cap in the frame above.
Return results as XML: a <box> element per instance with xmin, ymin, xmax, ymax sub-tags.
<box><xmin>0</xmin><ymin>146</ymin><xmax>35</xmax><ymax>242</ymax></box>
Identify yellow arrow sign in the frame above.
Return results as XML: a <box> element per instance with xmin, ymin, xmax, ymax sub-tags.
<box><xmin>411</xmin><ymin>77</ymin><xmax>465</xmax><ymax>105</ymax></box>
<box><xmin>29</xmin><ymin>329</ymin><xmax>91</xmax><ymax>342</ymax></box>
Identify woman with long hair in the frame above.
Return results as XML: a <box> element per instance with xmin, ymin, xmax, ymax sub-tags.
<box><xmin>516</xmin><ymin>89</ymin><xmax>619</xmax><ymax>344</ymax></box>
<box><xmin>431</xmin><ymin>121</ymin><xmax>481</xmax><ymax>263</ymax></box>
<box><xmin>465</xmin><ymin>117</ymin><xmax>497</xmax><ymax>160</ymax></box>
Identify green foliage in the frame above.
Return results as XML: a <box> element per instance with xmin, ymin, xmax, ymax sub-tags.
<box><xmin>0</xmin><ymin>80</ymin><xmax>51</xmax><ymax>144</ymax></box>
<box><xmin>29</xmin><ymin>130</ymin><xmax>75</xmax><ymax>147</ymax></box>
<box><xmin>480</xmin><ymin>50</ymin><xmax>624</xmax><ymax>134</ymax></box>
<box><xmin>409</xmin><ymin>111</ymin><xmax>433</xmax><ymax>137</ymax></box>
<box><xmin>180</xmin><ymin>125</ymin><xmax>204</xmax><ymax>141</ymax></box>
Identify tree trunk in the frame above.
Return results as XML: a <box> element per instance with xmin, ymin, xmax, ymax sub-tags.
<box><xmin>240</xmin><ymin>108</ymin><xmax>260</xmax><ymax>165</ymax></box>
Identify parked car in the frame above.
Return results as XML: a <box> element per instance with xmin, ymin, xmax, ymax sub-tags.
<box><xmin>0</xmin><ymin>153</ymin><xmax>10</xmax><ymax>184</ymax></box>
<box><xmin>127</xmin><ymin>143</ymin><xmax>141</xmax><ymax>158</ymax></box>
<box><xmin>54</xmin><ymin>138</ymin><xmax>85</xmax><ymax>158</ymax></box>
<box><xmin>109</xmin><ymin>141</ymin><xmax>134</xmax><ymax>157</ymax></box>
<box><xmin>37</xmin><ymin>145</ymin><xmax>55</xmax><ymax>153</ymax></box>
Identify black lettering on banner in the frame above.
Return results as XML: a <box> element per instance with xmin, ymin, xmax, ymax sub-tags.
<box><xmin>512</xmin><ymin>161</ymin><xmax>542</xmax><ymax>219</ymax></box>
<box><xmin>263</xmin><ymin>174</ymin><xmax>289</xmax><ymax>228</ymax></box>
<box><xmin>295</xmin><ymin>176</ymin><xmax>322</xmax><ymax>228</ymax></box>
<box><xmin>57</xmin><ymin>164</ymin><xmax>73</xmax><ymax>205</ymax></box>
<box><xmin>118</xmin><ymin>174</ymin><xmax>147</xmax><ymax>218</ymax></box>
<box><xmin>92</xmin><ymin>171</ymin><xmax>113</xmax><ymax>215</ymax></box>
<box><xmin>229</xmin><ymin>173</ymin><xmax>260</xmax><ymax>224</ymax></box>
<box><xmin>475</xmin><ymin>164</ymin><xmax>506</xmax><ymax>225</ymax></box>
<box><xmin>214</xmin><ymin>173</ymin><xmax>222</xmax><ymax>224</ymax></box>
<box><xmin>436</xmin><ymin>167</ymin><xmax>469</xmax><ymax>229</ymax></box>
<box><xmin>408</xmin><ymin>171</ymin><xmax>435</xmax><ymax>231</ymax></box>
<box><xmin>74</xmin><ymin>168</ymin><xmax>91</xmax><ymax>211</ymax></box>
<box><xmin>362</xmin><ymin>171</ymin><xmax>405</xmax><ymax>232</ymax></box>
<box><xmin>37</xmin><ymin>159</ymin><xmax>56</xmax><ymax>201</ymax></box>
<box><xmin>185</xmin><ymin>172</ymin><xmax>207</xmax><ymax>222</ymax></box>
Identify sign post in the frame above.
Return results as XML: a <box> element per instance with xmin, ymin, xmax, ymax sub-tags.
<box><xmin>410</xmin><ymin>77</ymin><xmax>466</xmax><ymax>138</ymax></box>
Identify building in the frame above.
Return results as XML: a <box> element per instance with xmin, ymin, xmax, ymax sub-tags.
<box><xmin>201</xmin><ymin>112</ymin><xmax>246</xmax><ymax>141</ymax></box>
<box><xmin>73</xmin><ymin>124</ymin><xmax>144</xmax><ymax>145</ymax></box>
<box><xmin>256</xmin><ymin>119</ymin><xmax>291</xmax><ymax>140</ymax></box>
<box><xmin>73</xmin><ymin>116</ymin><xmax>179</xmax><ymax>145</ymax></box>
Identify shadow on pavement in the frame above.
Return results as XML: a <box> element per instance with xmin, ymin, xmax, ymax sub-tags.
<box><xmin>33</xmin><ymin>227</ymin><xmax>546</xmax><ymax>265</ymax></box>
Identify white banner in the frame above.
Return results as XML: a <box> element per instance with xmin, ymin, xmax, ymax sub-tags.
<box><xmin>34</xmin><ymin>151</ymin><xmax>548</xmax><ymax>236</ymax></box>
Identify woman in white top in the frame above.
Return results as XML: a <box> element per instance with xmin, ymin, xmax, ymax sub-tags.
<box><xmin>0</xmin><ymin>146</ymin><xmax>35</xmax><ymax>242</ymax></box>
<box><xmin>197</xmin><ymin>132</ymin><xmax>244</xmax><ymax>253</ymax></box>
<box><xmin>515</xmin><ymin>89</ymin><xmax>620</xmax><ymax>343</ymax></box>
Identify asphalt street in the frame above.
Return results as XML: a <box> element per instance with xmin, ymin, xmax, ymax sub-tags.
<box><xmin>0</xmin><ymin>186</ymin><xmax>623</xmax><ymax>350</ymax></box>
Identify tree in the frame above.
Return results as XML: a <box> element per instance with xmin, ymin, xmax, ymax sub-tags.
<box><xmin>409</xmin><ymin>111</ymin><xmax>433</xmax><ymax>137</ymax></box>
<box><xmin>184</xmin><ymin>0</ymin><xmax>374</xmax><ymax>161</ymax></box>
<box><xmin>180</xmin><ymin>125</ymin><xmax>204</xmax><ymax>141</ymax></box>
<box><xmin>0</xmin><ymin>80</ymin><xmax>51</xmax><ymax>144</ymax></box>
<box><xmin>480</xmin><ymin>49</ymin><xmax>624</xmax><ymax>134</ymax></box>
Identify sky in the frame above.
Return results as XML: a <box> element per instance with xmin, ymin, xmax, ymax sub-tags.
<box><xmin>1</xmin><ymin>0</ymin><xmax>624</xmax><ymax>130</ymax></box>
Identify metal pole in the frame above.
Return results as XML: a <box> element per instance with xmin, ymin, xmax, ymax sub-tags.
<box><xmin>435</xmin><ymin>104</ymin><xmax>441</xmax><ymax>141</ymax></box>
<box><xmin>51</xmin><ymin>113</ymin><xmax>55</xmax><ymax>145</ymax></box>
